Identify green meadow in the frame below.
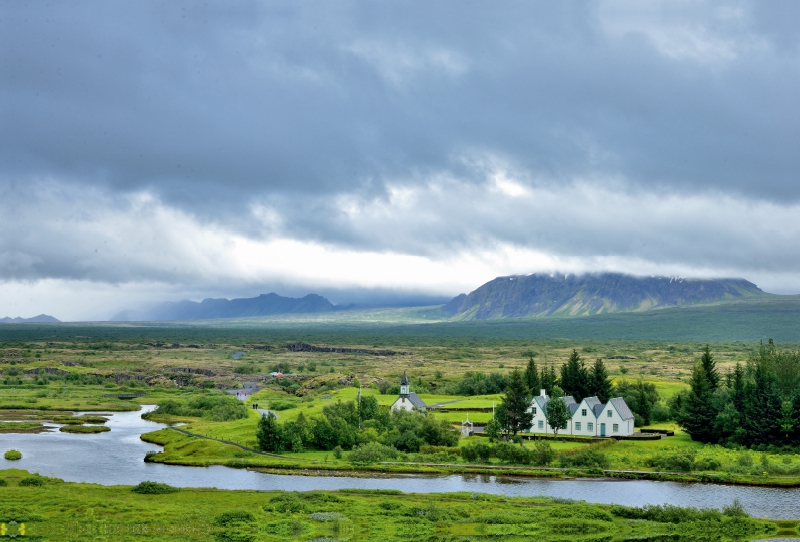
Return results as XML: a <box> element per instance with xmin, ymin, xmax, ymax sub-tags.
<box><xmin>0</xmin><ymin>469</ymin><xmax>782</xmax><ymax>541</ymax></box>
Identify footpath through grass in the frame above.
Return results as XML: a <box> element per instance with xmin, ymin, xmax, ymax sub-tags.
<box><xmin>0</xmin><ymin>468</ymin><xmax>783</xmax><ymax>541</ymax></box>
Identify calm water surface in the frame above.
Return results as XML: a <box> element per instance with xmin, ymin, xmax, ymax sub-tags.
<box><xmin>2</xmin><ymin>407</ymin><xmax>799</xmax><ymax>519</ymax></box>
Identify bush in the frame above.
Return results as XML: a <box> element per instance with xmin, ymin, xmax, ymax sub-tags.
<box><xmin>213</xmin><ymin>510</ymin><xmax>256</xmax><ymax>526</ymax></box>
<box><xmin>19</xmin><ymin>477</ymin><xmax>46</xmax><ymax>487</ymax></box>
<box><xmin>132</xmin><ymin>481</ymin><xmax>180</xmax><ymax>494</ymax></box>
<box><xmin>348</xmin><ymin>442</ymin><xmax>399</xmax><ymax>465</ymax></box>
<box><xmin>333</xmin><ymin>445</ymin><xmax>343</xmax><ymax>459</ymax></box>
<box><xmin>269</xmin><ymin>400</ymin><xmax>298</xmax><ymax>411</ymax></box>
<box><xmin>530</xmin><ymin>440</ymin><xmax>555</xmax><ymax>466</ymax></box>
<box><xmin>645</xmin><ymin>451</ymin><xmax>696</xmax><ymax>472</ymax></box>
<box><xmin>148</xmin><ymin>394</ymin><xmax>248</xmax><ymax>421</ymax></box>
<box><xmin>558</xmin><ymin>447</ymin><xmax>609</xmax><ymax>469</ymax></box>
<box><xmin>419</xmin><ymin>445</ymin><xmax>461</xmax><ymax>456</ymax></box>
<box><xmin>609</xmin><ymin>503</ymin><xmax>728</xmax><ymax>523</ymax></box>
<box><xmin>4</xmin><ymin>449</ymin><xmax>22</xmax><ymax>460</ymax></box>
<box><xmin>462</xmin><ymin>442</ymin><xmax>493</xmax><ymax>463</ymax></box>
<box><xmin>264</xmin><ymin>492</ymin><xmax>308</xmax><ymax>513</ymax></box>
<box><xmin>0</xmin><ymin>479</ymin><xmax>7</xmax><ymax>487</ymax></box>
<box><xmin>694</xmin><ymin>457</ymin><xmax>721</xmax><ymax>471</ymax></box>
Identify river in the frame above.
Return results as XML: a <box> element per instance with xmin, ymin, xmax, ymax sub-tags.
<box><xmin>2</xmin><ymin>407</ymin><xmax>799</xmax><ymax>519</ymax></box>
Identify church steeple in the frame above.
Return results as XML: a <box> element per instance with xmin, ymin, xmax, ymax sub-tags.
<box><xmin>399</xmin><ymin>371</ymin><xmax>410</xmax><ymax>397</ymax></box>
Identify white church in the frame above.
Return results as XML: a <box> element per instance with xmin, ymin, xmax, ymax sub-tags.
<box><xmin>390</xmin><ymin>371</ymin><xmax>427</xmax><ymax>412</ymax></box>
<box><xmin>528</xmin><ymin>389</ymin><xmax>635</xmax><ymax>437</ymax></box>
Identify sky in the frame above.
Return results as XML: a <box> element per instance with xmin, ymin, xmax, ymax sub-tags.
<box><xmin>2</xmin><ymin>1</ymin><xmax>800</xmax><ymax>321</ymax></box>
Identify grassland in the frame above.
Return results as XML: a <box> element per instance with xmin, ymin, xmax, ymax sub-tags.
<box><xmin>0</xmin><ymin>468</ymin><xmax>783</xmax><ymax>541</ymax></box>
<box><xmin>1</xmin><ymin>318</ymin><xmax>799</xmax><ymax>488</ymax></box>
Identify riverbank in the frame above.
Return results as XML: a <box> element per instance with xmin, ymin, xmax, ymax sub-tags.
<box><xmin>142</xmin><ymin>426</ymin><xmax>800</xmax><ymax>488</ymax></box>
<box><xmin>0</xmin><ymin>468</ymin><xmax>784</xmax><ymax>541</ymax></box>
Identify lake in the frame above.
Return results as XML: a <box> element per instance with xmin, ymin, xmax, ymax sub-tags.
<box><xmin>2</xmin><ymin>407</ymin><xmax>799</xmax><ymax>519</ymax></box>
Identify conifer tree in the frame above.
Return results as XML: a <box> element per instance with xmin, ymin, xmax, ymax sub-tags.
<box><xmin>540</xmin><ymin>365</ymin><xmax>557</xmax><ymax>396</ymax></box>
<box><xmin>589</xmin><ymin>358</ymin><xmax>613</xmax><ymax>403</ymax></box>
<box><xmin>742</xmin><ymin>360</ymin><xmax>782</xmax><ymax>446</ymax></box>
<box><xmin>560</xmin><ymin>349</ymin><xmax>590</xmax><ymax>401</ymax></box>
<box><xmin>524</xmin><ymin>353</ymin><xmax>540</xmax><ymax>395</ymax></box>
<box><xmin>678</xmin><ymin>363</ymin><xmax>717</xmax><ymax>443</ymax></box>
<box><xmin>499</xmin><ymin>369</ymin><xmax>533</xmax><ymax>438</ymax></box>
<box><xmin>700</xmin><ymin>344</ymin><xmax>720</xmax><ymax>390</ymax></box>
<box><xmin>256</xmin><ymin>412</ymin><xmax>283</xmax><ymax>452</ymax></box>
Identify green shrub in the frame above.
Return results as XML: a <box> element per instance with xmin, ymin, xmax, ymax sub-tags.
<box><xmin>264</xmin><ymin>492</ymin><xmax>308</xmax><ymax>513</ymax></box>
<box><xmin>19</xmin><ymin>477</ymin><xmax>46</xmax><ymax>487</ymax></box>
<box><xmin>609</xmin><ymin>503</ymin><xmax>729</xmax><ymax>523</ymax></box>
<box><xmin>645</xmin><ymin>451</ymin><xmax>696</xmax><ymax>472</ymax></box>
<box><xmin>213</xmin><ymin>510</ymin><xmax>256</xmax><ymax>526</ymax></box>
<box><xmin>0</xmin><ymin>479</ymin><xmax>7</xmax><ymax>486</ymax></box>
<box><xmin>269</xmin><ymin>400</ymin><xmax>298</xmax><ymax>411</ymax></box>
<box><xmin>147</xmin><ymin>394</ymin><xmax>248</xmax><ymax>422</ymax></box>
<box><xmin>348</xmin><ymin>442</ymin><xmax>399</xmax><ymax>465</ymax></box>
<box><xmin>558</xmin><ymin>447</ymin><xmax>609</xmax><ymax>469</ymax></box>
<box><xmin>419</xmin><ymin>445</ymin><xmax>461</xmax><ymax>456</ymax></box>
<box><xmin>132</xmin><ymin>481</ymin><xmax>180</xmax><ymax>494</ymax></box>
<box><xmin>4</xmin><ymin>449</ymin><xmax>22</xmax><ymax>460</ymax></box>
<box><xmin>694</xmin><ymin>457</ymin><xmax>722</xmax><ymax>471</ymax></box>
<box><xmin>332</xmin><ymin>445</ymin><xmax>343</xmax><ymax>459</ymax></box>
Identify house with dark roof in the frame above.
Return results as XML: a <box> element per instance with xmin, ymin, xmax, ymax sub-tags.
<box><xmin>390</xmin><ymin>371</ymin><xmax>427</xmax><ymax>412</ymax></box>
<box><xmin>527</xmin><ymin>389</ymin><xmax>634</xmax><ymax>437</ymax></box>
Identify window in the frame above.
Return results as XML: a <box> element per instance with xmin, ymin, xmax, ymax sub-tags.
<box><xmin>581</xmin><ymin>408</ymin><xmax>587</xmax><ymax>416</ymax></box>
<box><xmin>613</xmin><ymin>424</ymin><xmax>619</xmax><ymax>432</ymax></box>
<box><xmin>575</xmin><ymin>422</ymin><xmax>581</xmax><ymax>431</ymax></box>
<box><xmin>538</xmin><ymin>420</ymin><xmax>544</xmax><ymax>429</ymax></box>
<box><xmin>607</xmin><ymin>410</ymin><xmax>612</xmax><ymax>417</ymax></box>
<box><xmin>587</xmin><ymin>422</ymin><xmax>593</xmax><ymax>431</ymax></box>
<box><xmin>532</xmin><ymin>407</ymin><xmax>537</xmax><ymax>415</ymax></box>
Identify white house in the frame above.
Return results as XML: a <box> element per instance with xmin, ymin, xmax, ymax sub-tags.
<box><xmin>390</xmin><ymin>371</ymin><xmax>427</xmax><ymax>412</ymax></box>
<box><xmin>527</xmin><ymin>389</ymin><xmax>634</xmax><ymax>437</ymax></box>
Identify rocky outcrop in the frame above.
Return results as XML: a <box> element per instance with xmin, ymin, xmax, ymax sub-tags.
<box><xmin>284</xmin><ymin>342</ymin><xmax>407</xmax><ymax>356</ymax></box>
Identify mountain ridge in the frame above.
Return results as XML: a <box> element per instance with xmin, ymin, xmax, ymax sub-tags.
<box><xmin>0</xmin><ymin>314</ymin><xmax>61</xmax><ymax>324</ymax></box>
<box><xmin>111</xmin><ymin>293</ymin><xmax>336</xmax><ymax>322</ymax></box>
<box><xmin>444</xmin><ymin>272</ymin><xmax>766</xmax><ymax>320</ymax></box>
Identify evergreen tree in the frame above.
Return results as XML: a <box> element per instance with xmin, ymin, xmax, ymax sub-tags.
<box><xmin>499</xmin><ymin>369</ymin><xmax>533</xmax><ymax>438</ymax></box>
<box><xmin>560</xmin><ymin>349</ymin><xmax>590</xmax><ymax>401</ymax></box>
<box><xmin>678</xmin><ymin>364</ymin><xmax>717</xmax><ymax>443</ymax></box>
<box><xmin>700</xmin><ymin>344</ymin><xmax>720</xmax><ymax>390</ymax></box>
<box><xmin>634</xmin><ymin>379</ymin><xmax>653</xmax><ymax>426</ymax></box>
<box><xmin>589</xmin><ymin>358</ymin><xmax>613</xmax><ymax>403</ymax></box>
<box><xmin>741</xmin><ymin>361</ymin><xmax>782</xmax><ymax>446</ymax></box>
<box><xmin>540</xmin><ymin>365</ymin><xmax>557</xmax><ymax>396</ymax></box>
<box><xmin>256</xmin><ymin>412</ymin><xmax>283</xmax><ymax>452</ymax></box>
<box><xmin>545</xmin><ymin>395</ymin><xmax>571</xmax><ymax>438</ymax></box>
<box><xmin>524</xmin><ymin>353</ymin><xmax>540</xmax><ymax>395</ymax></box>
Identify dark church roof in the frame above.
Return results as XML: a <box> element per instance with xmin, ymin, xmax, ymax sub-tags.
<box><xmin>400</xmin><ymin>371</ymin><xmax>410</xmax><ymax>385</ymax></box>
<box><xmin>407</xmin><ymin>392</ymin><xmax>427</xmax><ymax>409</ymax></box>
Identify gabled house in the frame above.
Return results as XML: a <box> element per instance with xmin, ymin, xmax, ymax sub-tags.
<box><xmin>390</xmin><ymin>371</ymin><xmax>427</xmax><ymax>412</ymax></box>
<box><xmin>527</xmin><ymin>390</ymin><xmax>634</xmax><ymax>437</ymax></box>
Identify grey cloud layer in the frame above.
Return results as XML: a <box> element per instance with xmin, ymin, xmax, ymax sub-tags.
<box><xmin>3</xmin><ymin>0</ymin><xmax>800</xmax><ymax>303</ymax></box>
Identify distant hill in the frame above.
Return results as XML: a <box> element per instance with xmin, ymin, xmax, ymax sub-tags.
<box><xmin>111</xmin><ymin>293</ymin><xmax>336</xmax><ymax>322</ymax></box>
<box><xmin>0</xmin><ymin>314</ymin><xmax>60</xmax><ymax>324</ymax></box>
<box><xmin>443</xmin><ymin>273</ymin><xmax>766</xmax><ymax>320</ymax></box>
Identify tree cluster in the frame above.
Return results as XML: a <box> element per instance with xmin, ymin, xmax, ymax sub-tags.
<box><xmin>673</xmin><ymin>341</ymin><xmax>800</xmax><ymax>448</ymax></box>
<box><xmin>256</xmin><ymin>396</ymin><xmax>459</xmax><ymax>454</ymax></box>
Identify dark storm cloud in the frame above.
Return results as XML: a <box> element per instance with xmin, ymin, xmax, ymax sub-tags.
<box><xmin>4</xmin><ymin>1</ymin><xmax>799</xmax><ymax>209</ymax></box>
<box><xmin>3</xmin><ymin>0</ymin><xmax>800</xmax><ymax>314</ymax></box>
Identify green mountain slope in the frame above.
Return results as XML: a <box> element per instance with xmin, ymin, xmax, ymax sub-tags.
<box><xmin>445</xmin><ymin>272</ymin><xmax>766</xmax><ymax>320</ymax></box>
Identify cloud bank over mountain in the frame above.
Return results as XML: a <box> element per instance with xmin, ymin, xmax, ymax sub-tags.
<box><xmin>2</xmin><ymin>1</ymin><xmax>800</xmax><ymax>320</ymax></box>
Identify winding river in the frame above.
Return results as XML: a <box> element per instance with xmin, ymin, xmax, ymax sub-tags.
<box><xmin>2</xmin><ymin>407</ymin><xmax>799</xmax><ymax>519</ymax></box>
